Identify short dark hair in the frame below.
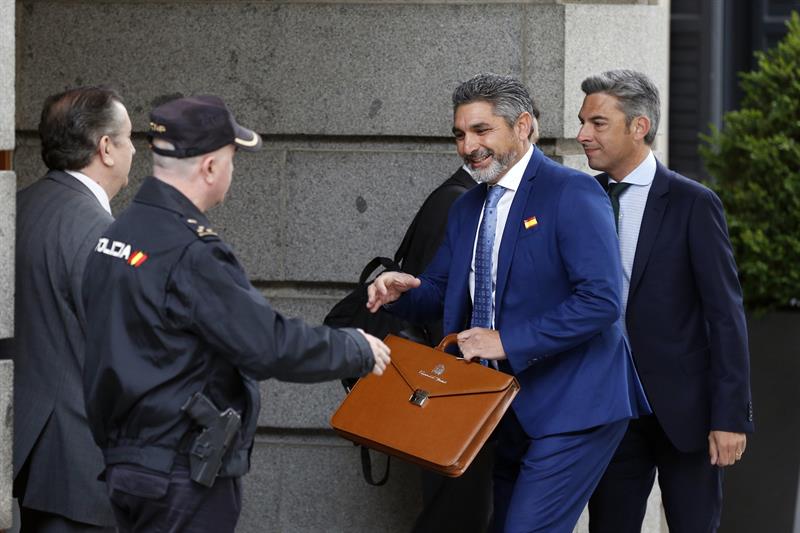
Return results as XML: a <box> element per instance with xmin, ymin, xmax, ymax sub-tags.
<box><xmin>39</xmin><ymin>86</ymin><xmax>125</xmax><ymax>171</ymax></box>
<box><xmin>581</xmin><ymin>69</ymin><xmax>661</xmax><ymax>145</ymax></box>
<box><xmin>452</xmin><ymin>73</ymin><xmax>540</xmax><ymax>129</ymax></box>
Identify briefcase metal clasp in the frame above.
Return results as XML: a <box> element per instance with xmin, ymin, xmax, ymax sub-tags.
<box><xmin>409</xmin><ymin>389</ymin><xmax>429</xmax><ymax>407</ymax></box>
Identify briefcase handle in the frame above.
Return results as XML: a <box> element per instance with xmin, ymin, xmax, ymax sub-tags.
<box><xmin>436</xmin><ymin>333</ymin><xmax>463</xmax><ymax>354</ymax></box>
<box><xmin>437</xmin><ymin>333</ymin><xmax>480</xmax><ymax>363</ymax></box>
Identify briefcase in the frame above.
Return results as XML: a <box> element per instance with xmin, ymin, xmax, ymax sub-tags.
<box><xmin>330</xmin><ymin>333</ymin><xmax>520</xmax><ymax>477</ymax></box>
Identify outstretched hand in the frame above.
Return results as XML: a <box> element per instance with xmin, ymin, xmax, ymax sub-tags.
<box><xmin>356</xmin><ymin>329</ymin><xmax>392</xmax><ymax>376</ymax></box>
<box><xmin>365</xmin><ymin>271</ymin><xmax>421</xmax><ymax>313</ymax></box>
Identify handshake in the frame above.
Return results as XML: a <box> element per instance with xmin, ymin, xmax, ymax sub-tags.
<box><xmin>352</xmin><ymin>270</ymin><xmax>424</xmax><ymax>377</ymax></box>
<box><xmin>362</xmin><ymin>271</ymin><xmax>507</xmax><ymax>365</ymax></box>
<box><xmin>336</xmin><ymin>270</ymin><xmax>422</xmax><ymax>378</ymax></box>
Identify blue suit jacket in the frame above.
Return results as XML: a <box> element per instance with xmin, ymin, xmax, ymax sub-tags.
<box><xmin>392</xmin><ymin>147</ymin><xmax>650</xmax><ymax>438</ymax></box>
<box><xmin>598</xmin><ymin>162</ymin><xmax>754</xmax><ymax>452</ymax></box>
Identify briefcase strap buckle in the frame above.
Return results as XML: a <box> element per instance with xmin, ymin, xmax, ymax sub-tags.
<box><xmin>409</xmin><ymin>389</ymin><xmax>429</xmax><ymax>407</ymax></box>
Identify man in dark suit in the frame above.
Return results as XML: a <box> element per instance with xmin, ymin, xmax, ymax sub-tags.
<box><xmin>14</xmin><ymin>86</ymin><xmax>135</xmax><ymax>531</ymax></box>
<box><xmin>580</xmin><ymin>69</ymin><xmax>754</xmax><ymax>533</ymax></box>
<box><xmin>368</xmin><ymin>73</ymin><xmax>650</xmax><ymax>533</ymax></box>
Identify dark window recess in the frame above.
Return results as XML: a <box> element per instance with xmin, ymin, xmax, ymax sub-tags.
<box><xmin>668</xmin><ymin>0</ymin><xmax>799</xmax><ymax>180</ymax></box>
<box><xmin>669</xmin><ymin>4</ymin><xmax>712</xmax><ymax>180</ymax></box>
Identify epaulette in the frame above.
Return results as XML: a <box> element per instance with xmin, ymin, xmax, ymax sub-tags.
<box><xmin>183</xmin><ymin>217</ymin><xmax>220</xmax><ymax>241</ymax></box>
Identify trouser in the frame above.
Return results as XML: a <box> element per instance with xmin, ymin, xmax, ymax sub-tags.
<box><xmin>17</xmin><ymin>507</ymin><xmax>115</xmax><ymax>533</ymax></box>
<box><xmin>491</xmin><ymin>411</ymin><xmax>628</xmax><ymax>533</ymax></box>
<box><xmin>588</xmin><ymin>414</ymin><xmax>723</xmax><ymax>533</ymax></box>
<box><xmin>105</xmin><ymin>457</ymin><xmax>241</xmax><ymax>533</ymax></box>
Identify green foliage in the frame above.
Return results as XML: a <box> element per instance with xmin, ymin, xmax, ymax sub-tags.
<box><xmin>700</xmin><ymin>12</ymin><xmax>800</xmax><ymax>313</ymax></box>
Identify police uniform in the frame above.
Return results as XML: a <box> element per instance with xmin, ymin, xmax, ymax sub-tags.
<box><xmin>81</xmin><ymin>96</ymin><xmax>376</xmax><ymax>532</ymax></box>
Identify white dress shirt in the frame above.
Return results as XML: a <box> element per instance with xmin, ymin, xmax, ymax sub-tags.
<box><xmin>65</xmin><ymin>170</ymin><xmax>112</xmax><ymax>215</ymax></box>
<box><xmin>468</xmin><ymin>144</ymin><xmax>534</xmax><ymax>328</ymax></box>
<box><xmin>615</xmin><ymin>150</ymin><xmax>656</xmax><ymax>335</ymax></box>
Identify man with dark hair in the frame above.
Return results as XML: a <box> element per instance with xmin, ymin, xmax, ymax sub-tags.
<box><xmin>14</xmin><ymin>86</ymin><xmax>134</xmax><ymax>532</ymax></box>
<box><xmin>580</xmin><ymin>69</ymin><xmax>753</xmax><ymax>533</ymax></box>
<box><xmin>368</xmin><ymin>73</ymin><xmax>650</xmax><ymax>532</ymax></box>
<box><xmin>81</xmin><ymin>95</ymin><xmax>391</xmax><ymax>532</ymax></box>
<box><xmin>409</xmin><ymin>109</ymin><xmax>542</xmax><ymax>533</ymax></box>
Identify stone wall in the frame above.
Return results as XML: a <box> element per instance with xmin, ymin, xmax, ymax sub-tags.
<box><xmin>13</xmin><ymin>1</ymin><xmax>669</xmax><ymax>531</ymax></box>
<box><xmin>0</xmin><ymin>359</ymin><xmax>11</xmax><ymax>531</ymax></box>
<box><xmin>0</xmin><ymin>0</ymin><xmax>14</xmax><ymax>527</ymax></box>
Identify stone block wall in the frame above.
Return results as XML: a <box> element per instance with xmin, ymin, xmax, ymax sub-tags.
<box><xmin>13</xmin><ymin>1</ymin><xmax>669</xmax><ymax>531</ymax></box>
<box><xmin>0</xmin><ymin>359</ymin><xmax>11</xmax><ymax>531</ymax></box>
<box><xmin>1</xmin><ymin>0</ymin><xmax>14</xmax><ymax>527</ymax></box>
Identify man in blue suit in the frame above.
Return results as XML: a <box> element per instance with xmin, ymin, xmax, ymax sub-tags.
<box><xmin>579</xmin><ymin>70</ymin><xmax>754</xmax><ymax>533</ymax></box>
<box><xmin>367</xmin><ymin>73</ymin><xmax>650</xmax><ymax>532</ymax></box>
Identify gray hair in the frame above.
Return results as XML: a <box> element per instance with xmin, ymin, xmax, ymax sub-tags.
<box><xmin>452</xmin><ymin>73</ymin><xmax>539</xmax><ymax>131</ymax></box>
<box><xmin>581</xmin><ymin>69</ymin><xmax>661</xmax><ymax>145</ymax></box>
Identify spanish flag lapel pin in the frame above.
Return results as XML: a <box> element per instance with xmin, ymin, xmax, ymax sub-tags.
<box><xmin>523</xmin><ymin>216</ymin><xmax>538</xmax><ymax>230</ymax></box>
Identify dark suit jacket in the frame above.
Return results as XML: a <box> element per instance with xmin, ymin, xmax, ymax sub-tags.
<box><xmin>599</xmin><ymin>161</ymin><xmax>754</xmax><ymax>452</ymax></box>
<box><xmin>393</xmin><ymin>147</ymin><xmax>650</xmax><ymax>438</ymax></box>
<box><xmin>14</xmin><ymin>170</ymin><xmax>115</xmax><ymax>525</ymax></box>
<box><xmin>400</xmin><ymin>167</ymin><xmax>476</xmax><ymax>345</ymax></box>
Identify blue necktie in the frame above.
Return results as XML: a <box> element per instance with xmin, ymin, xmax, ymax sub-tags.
<box><xmin>471</xmin><ymin>185</ymin><xmax>506</xmax><ymax>329</ymax></box>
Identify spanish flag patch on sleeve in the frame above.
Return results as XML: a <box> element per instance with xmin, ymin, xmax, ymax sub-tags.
<box><xmin>128</xmin><ymin>250</ymin><xmax>149</xmax><ymax>267</ymax></box>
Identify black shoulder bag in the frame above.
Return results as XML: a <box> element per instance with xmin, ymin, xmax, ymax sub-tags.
<box><xmin>323</xmin><ymin>212</ymin><xmax>427</xmax><ymax>486</ymax></box>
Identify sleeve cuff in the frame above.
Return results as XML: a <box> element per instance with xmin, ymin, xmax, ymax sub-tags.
<box><xmin>341</xmin><ymin>328</ymin><xmax>374</xmax><ymax>376</ymax></box>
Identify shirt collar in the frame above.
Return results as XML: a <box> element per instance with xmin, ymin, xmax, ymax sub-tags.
<box><xmin>64</xmin><ymin>170</ymin><xmax>112</xmax><ymax>214</ymax></box>
<box><xmin>618</xmin><ymin>150</ymin><xmax>656</xmax><ymax>187</ymax></box>
<box><xmin>495</xmin><ymin>144</ymin><xmax>533</xmax><ymax>192</ymax></box>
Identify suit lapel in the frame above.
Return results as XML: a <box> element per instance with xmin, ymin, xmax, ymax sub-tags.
<box><xmin>448</xmin><ymin>185</ymin><xmax>485</xmax><ymax>326</ymax></box>
<box><xmin>495</xmin><ymin>148</ymin><xmax>542</xmax><ymax>314</ymax></box>
<box><xmin>456</xmin><ymin>185</ymin><xmax>485</xmax><ymax>268</ymax></box>
<box><xmin>628</xmin><ymin>162</ymin><xmax>671</xmax><ymax>299</ymax></box>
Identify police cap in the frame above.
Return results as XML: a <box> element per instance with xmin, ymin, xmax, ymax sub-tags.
<box><xmin>148</xmin><ymin>95</ymin><xmax>262</xmax><ymax>158</ymax></box>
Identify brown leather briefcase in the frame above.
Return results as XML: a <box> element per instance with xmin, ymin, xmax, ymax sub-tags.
<box><xmin>330</xmin><ymin>333</ymin><xmax>520</xmax><ymax>477</ymax></box>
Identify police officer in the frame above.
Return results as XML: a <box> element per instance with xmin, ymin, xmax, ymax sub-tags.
<box><xmin>81</xmin><ymin>95</ymin><xmax>391</xmax><ymax>533</ymax></box>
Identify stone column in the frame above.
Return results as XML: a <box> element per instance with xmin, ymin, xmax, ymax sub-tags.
<box><xmin>0</xmin><ymin>0</ymin><xmax>14</xmax><ymax>529</ymax></box>
<box><xmin>15</xmin><ymin>2</ymin><xmax>669</xmax><ymax>531</ymax></box>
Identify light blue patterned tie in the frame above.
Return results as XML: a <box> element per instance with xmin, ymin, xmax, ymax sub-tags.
<box><xmin>471</xmin><ymin>185</ymin><xmax>506</xmax><ymax>330</ymax></box>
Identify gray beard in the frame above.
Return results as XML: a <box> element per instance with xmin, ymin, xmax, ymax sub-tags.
<box><xmin>464</xmin><ymin>149</ymin><xmax>518</xmax><ymax>184</ymax></box>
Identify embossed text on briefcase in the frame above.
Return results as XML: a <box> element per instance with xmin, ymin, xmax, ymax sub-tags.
<box><xmin>330</xmin><ymin>334</ymin><xmax>520</xmax><ymax>477</ymax></box>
